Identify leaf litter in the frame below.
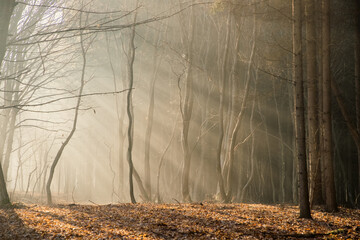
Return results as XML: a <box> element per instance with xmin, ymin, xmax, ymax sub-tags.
<box><xmin>0</xmin><ymin>203</ymin><xmax>359</xmax><ymax>239</ymax></box>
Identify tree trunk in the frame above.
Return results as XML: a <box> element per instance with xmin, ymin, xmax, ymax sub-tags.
<box><xmin>144</xmin><ymin>33</ymin><xmax>162</xmax><ymax>200</ymax></box>
<box><xmin>46</xmin><ymin>17</ymin><xmax>87</xmax><ymax>205</ymax></box>
<box><xmin>272</xmin><ymin>78</ymin><xmax>285</xmax><ymax>203</ymax></box>
<box><xmin>180</xmin><ymin>2</ymin><xmax>195</xmax><ymax>203</ymax></box>
<box><xmin>240</xmin><ymin>71</ymin><xmax>257</xmax><ymax>202</ymax></box>
<box><xmin>226</xmin><ymin>6</ymin><xmax>256</xmax><ymax>202</ymax></box>
<box><xmin>3</xmin><ymin>108</ymin><xmax>18</xmax><ymax>182</ymax></box>
<box><xmin>293</xmin><ymin>0</ymin><xmax>311</xmax><ymax>219</ymax></box>
<box><xmin>126</xmin><ymin>9</ymin><xmax>138</xmax><ymax>204</ymax></box>
<box><xmin>215</xmin><ymin>10</ymin><xmax>231</xmax><ymax>202</ymax></box>
<box><xmin>305</xmin><ymin>0</ymin><xmax>322</xmax><ymax>207</ymax></box>
<box><xmin>0</xmin><ymin>0</ymin><xmax>15</xmax><ymax>206</ymax></box>
<box><xmin>322</xmin><ymin>0</ymin><xmax>337</xmax><ymax>212</ymax></box>
<box><xmin>156</xmin><ymin>114</ymin><xmax>178</xmax><ymax>203</ymax></box>
<box><xmin>0</xmin><ymin>0</ymin><xmax>15</xmax><ymax>67</ymax></box>
<box><xmin>355</xmin><ymin>0</ymin><xmax>360</xmax><ymax>198</ymax></box>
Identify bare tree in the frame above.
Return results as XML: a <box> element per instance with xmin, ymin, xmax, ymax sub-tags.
<box><xmin>0</xmin><ymin>0</ymin><xmax>16</xmax><ymax>206</ymax></box>
<box><xmin>178</xmin><ymin>1</ymin><xmax>195</xmax><ymax>203</ymax></box>
<box><xmin>125</xmin><ymin>4</ymin><xmax>138</xmax><ymax>204</ymax></box>
<box><xmin>46</xmin><ymin>13</ymin><xmax>88</xmax><ymax>205</ymax></box>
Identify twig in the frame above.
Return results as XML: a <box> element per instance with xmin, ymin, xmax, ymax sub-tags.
<box><xmin>172</xmin><ymin>198</ymin><xmax>181</xmax><ymax>205</ymax></box>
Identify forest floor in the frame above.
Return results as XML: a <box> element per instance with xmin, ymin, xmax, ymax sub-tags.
<box><xmin>0</xmin><ymin>202</ymin><xmax>359</xmax><ymax>239</ymax></box>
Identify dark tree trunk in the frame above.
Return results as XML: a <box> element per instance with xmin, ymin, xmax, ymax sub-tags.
<box><xmin>355</xmin><ymin>0</ymin><xmax>360</xmax><ymax>198</ymax></box>
<box><xmin>126</xmin><ymin>11</ymin><xmax>137</xmax><ymax>204</ymax></box>
<box><xmin>292</xmin><ymin>0</ymin><xmax>311</xmax><ymax>219</ymax></box>
<box><xmin>305</xmin><ymin>0</ymin><xmax>323</xmax><ymax>207</ymax></box>
<box><xmin>322</xmin><ymin>0</ymin><xmax>337</xmax><ymax>212</ymax></box>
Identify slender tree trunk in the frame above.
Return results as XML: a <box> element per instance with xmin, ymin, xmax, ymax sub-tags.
<box><xmin>46</xmin><ymin>17</ymin><xmax>87</xmax><ymax>205</ymax></box>
<box><xmin>227</xmin><ymin>7</ymin><xmax>256</xmax><ymax>202</ymax></box>
<box><xmin>144</xmin><ymin>34</ymin><xmax>162</xmax><ymax>200</ymax></box>
<box><xmin>293</xmin><ymin>0</ymin><xmax>311</xmax><ymax>219</ymax></box>
<box><xmin>259</xmin><ymin>101</ymin><xmax>276</xmax><ymax>203</ymax></box>
<box><xmin>180</xmin><ymin>2</ymin><xmax>195</xmax><ymax>203</ymax></box>
<box><xmin>272</xmin><ymin>78</ymin><xmax>285</xmax><ymax>203</ymax></box>
<box><xmin>315</xmin><ymin>0</ymin><xmax>327</xmax><ymax>203</ymax></box>
<box><xmin>215</xmin><ymin>10</ymin><xmax>231</xmax><ymax>202</ymax></box>
<box><xmin>0</xmin><ymin>0</ymin><xmax>15</xmax><ymax>206</ymax></box>
<box><xmin>126</xmin><ymin>9</ymin><xmax>138</xmax><ymax>204</ymax></box>
<box><xmin>322</xmin><ymin>0</ymin><xmax>337</xmax><ymax>212</ymax></box>
<box><xmin>156</xmin><ymin>114</ymin><xmax>178</xmax><ymax>203</ymax></box>
<box><xmin>305</xmin><ymin>0</ymin><xmax>322</xmax><ymax>207</ymax></box>
<box><xmin>181</xmin><ymin>66</ymin><xmax>194</xmax><ymax>203</ymax></box>
<box><xmin>105</xmin><ymin>32</ymin><xmax>126</xmax><ymax>200</ymax></box>
<box><xmin>355</xmin><ymin>0</ymin><xmax>360</xmax><ymax>197</ymax></box>
<box><xmin>240</xmin><ymin>71</ymin><xmax>257</xmax><ymax>202</ymax></box>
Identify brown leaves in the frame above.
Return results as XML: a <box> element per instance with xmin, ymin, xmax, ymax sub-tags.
<box><xmin>0</xmin><ymin>203</ymin><xmax>359</xmax><ymax>239</ymax></box>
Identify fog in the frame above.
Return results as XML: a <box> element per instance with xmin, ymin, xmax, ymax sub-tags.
<box><xmin>0</xmin><ymin>0</ymin><xmax>358</xmax><ymax>207</ymax></box>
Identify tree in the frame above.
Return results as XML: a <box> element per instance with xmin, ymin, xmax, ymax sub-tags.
<box><xmin>46</xmin><ymin>12</ymin><xmax>88</xmax><ymax>205</ymax></box>
<box><xmin>125</xmin><ymin>6</ymin><xmax>138</xmax><ymax>204</ymax></box>
<box><xmin>292</xmin><ymin>0</ymin><xmax>311</xmax><ymax>219</ymax></box>
<box><xmin>305</xmin><ymin>0</ymin><xmax>322</xmax><ymax>206</ymax></box>
<box><xmin>0</xmin><ymin>0</ymin><xmax>16</xmax><ymax>206</ymax></box>
<box><xmin>178</xmin><ymin>1</ymin><xmax>195</xmax><ymax>203</ymax></box>
<box><xmin>355</xmin><ymin>0</ymin><xmax>360</xmax><ymax>198</ymax></box>
<box><xmin>321</xmin><ymin>0</ymin><xmax>337</xmax><ymax>212</ymax></box>
<box><xmin>227</xmin><ymin>4</ymin><xmax>256</xmax><ymax>202</ymax></box>
<box><xmin>0</xmin><ymin>0</ymin><xmax>15</xmax><ymax>67</ymax></box>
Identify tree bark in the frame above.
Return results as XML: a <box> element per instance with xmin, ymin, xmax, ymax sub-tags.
<box><xmin>322</xmin><ymin>0</ymin><xmax>337</xmax><ymax>212</ymax></box>
<box><xmin>305</xmin><ymin>0</ymin><xmax>322</xmax><ymax>207</ymax></box>
<box><xmin>126</xmin><ymin>9</ymin><xmax>138</xmax><ymax>204</ymax></box>
<box><xmin>0</xmin><ymin>0</ymin><xmax>15</xmax><ymax>206</ymax></box>
<box><xmin>0</xmin><ymin>0</ymin><xmax>15</xmax><ymax>68</ymax></box>
<box><xmin>355</xmin><ymin>0</ymin><xmax>360</xmax><ymax>198</ymax></box>
<box><xmin>292</xmin><ymin>0</ymin><xmax>311</xmax><ymax>219</ymax></box>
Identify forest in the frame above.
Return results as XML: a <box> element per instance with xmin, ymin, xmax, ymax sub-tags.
<box><xmin>0</xmin><ymin>0</ymin><xmax>360</xmax><ymax>239</ymax></box>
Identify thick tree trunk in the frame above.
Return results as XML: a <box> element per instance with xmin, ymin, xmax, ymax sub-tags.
<box><xmin>322</xmin><ymin>0</ymin><xmax>337</xmax><ymax>212</ymax></box>
<box><xmin>293</xmin><ymin>0</ymin><xmax>311</xmax><ymax>219</ymax></box>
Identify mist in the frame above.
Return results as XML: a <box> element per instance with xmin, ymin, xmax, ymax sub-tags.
<box><xmin>0</xmin><ymin>0</ymin><xmax>359</xmax><ymax>210</ymax></box>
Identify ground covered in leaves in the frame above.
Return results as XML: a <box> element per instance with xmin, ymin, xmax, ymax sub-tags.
<box><xmin>0</xmin><ymin>203</ymin><xmax>359</xmax><ymax>239</ymax></box>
